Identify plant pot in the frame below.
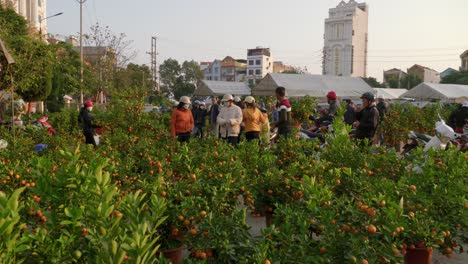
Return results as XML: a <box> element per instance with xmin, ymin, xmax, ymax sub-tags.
<box><xmin>404</xmin><ymin>247</ymin><xmax>433</xmax><ymax>264</ymax></box>
<box><xmin>160</xmin><ymin>244</ymin><xmax>184</xmax><ymax>264</ymax></box>
<box><xmin>265</xmin><ymin>212</ymin><xmax>274</xmax><ymax>227</ymax></box>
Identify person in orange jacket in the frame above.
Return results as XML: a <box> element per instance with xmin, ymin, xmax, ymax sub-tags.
<box><xmin>242</xmin><ymin>96</ymin><xmax>267</xmax><ymax>141</ymax></box>
<box><xmin>170</xmin><ymin>96</ymin><xmax>194</xmax><ymax>143</ymax></box>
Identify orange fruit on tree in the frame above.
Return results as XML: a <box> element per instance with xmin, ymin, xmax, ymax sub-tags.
<box><xmin>367</xmin><ymin>224</ymin><xmax>377</xmax><ymax>234</ymax></box>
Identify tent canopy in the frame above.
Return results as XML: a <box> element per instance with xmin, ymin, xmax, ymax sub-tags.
<box><xmin>194</xmin><ymin>80</ymin><xmax>251</xmax><ymax>96</ymax></box>
<box><xmin>252</xmin><ymin>73</ymin><xmax>373</xmax><ymax>98</ymax></box>
<box><xmin>399</xmin><ymin>83</ymin><xmax>468</xmax><ymax>102</ymax></box>
<box><xmin>373</xmin><ymin>88</ymin><xmax>408</xmax><ymax>99</ymax></box>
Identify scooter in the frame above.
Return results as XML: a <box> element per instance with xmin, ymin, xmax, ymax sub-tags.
<box><xmin>402</xmin><ymin>116</ymin><xmax>462</xmax><ymax>155</ymax></box>
<box><xmin>34</xmin><ymin>116</ymin><xmax>57</xmax><ymax>135</ymax></box>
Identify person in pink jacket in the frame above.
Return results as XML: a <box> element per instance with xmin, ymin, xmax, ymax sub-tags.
<box><xmin>217</xmin><ymin>94</ymin><xmax>243</xmax><ymax>146</ymax></box>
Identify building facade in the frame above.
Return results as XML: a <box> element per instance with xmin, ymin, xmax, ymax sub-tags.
<box><xmin>220</xmin><ymin>56</ymin><xmax>247</xmax><ymax>82</ymax></box>
<box><xmin>246</xmin><ymin>47</ymin><xmax>273</xmax><ymax>85</ymax></box>
<box><xmin>1</xmin><ymin>0</ymin><xmax>47</xmax><ymax>34</ymax></box>
<box><xmin>323</xmin><ymin>0</ymin><xmax>368</xmax><ymax>77</ymax></box>
<box><xmin>383</xmin><ymin>68</ymin><xmax>407</xmax><ymax>86</ymax></box>
<box><xmin>460</xmin><ymin>50</ymin><xmax>468</xmax><ymax>71</ymax></box>
<box><xmin>273</xmin><ymin>61</ymin><xmax>295</xmax><ymax>73</ymax></box>
<box><xmin>203</xmin><ymin>59</ymin><xmax>221</xmax><ymax>81</ymax></box>
<box><xmin>407</xmin><ymin>64</ymin><xmax>440</xmax><ymax>84</ymax></box>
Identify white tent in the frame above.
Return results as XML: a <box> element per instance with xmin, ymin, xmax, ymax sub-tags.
<box><xmin>194</xmin><ymin>80</ymin><xmax>251</xmax><ymax>96</ymax></box>
<box><xmin>373</xmin><ymin>88</ymin><xmax>408</xmax><ymax>99</ymax></box>
<box><xmin>252</xmin><ymin>73</ymin><xmax>373</xmax><ymax>98</ymax></box>
<box><xmin>399</xmin><ymin>83</ymin><xmax>468</xmax><ymax>102</ymax></box>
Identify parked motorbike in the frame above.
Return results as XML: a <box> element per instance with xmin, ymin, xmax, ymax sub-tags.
<box><xmin>33</xmin><ymin>116</ymin><xmax>57</xmax><ymax>135</ymax></box>
<box><xmin>402</xmin><ymin>116</ymin><xmax>465</xmax><ymax>155</ymax></box>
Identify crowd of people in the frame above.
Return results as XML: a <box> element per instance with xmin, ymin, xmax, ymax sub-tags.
<box><xmin>168</xmin><ymin>87</ymin><xmax>394</xmax><ymax>146</ymax></box>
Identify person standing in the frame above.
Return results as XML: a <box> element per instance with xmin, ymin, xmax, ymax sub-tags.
<box><xmin>217</xmin><ymin>94</ymin><xmax>243</xmax><ymax>146</ymax></box>
<box><xmin>209</xmin><ymin>97</ymin><xmax>220</xmax><ymax>137</ymax></box>
<box><xmin>353</xmin><ymin>92</ymin><xmax>379</xmax><ymax>144</ymax></box>
<box><xmin>242</xmin><ymin>96</ymin><xmax>266</xmax><ymax>141</ymax></box>
<box><xmin>343</xmin><ymin>99</ymin><xmax>356</xmax><ymax>126</ymax></box>
<box><xmin>79</xmin><ymin>100</ymin><xmax>99</xmax><ymax>146</ymax></box>
<box><xmin>270</xmin><ymin>87</ymin><xmax>292</xmax><ymax>138</ymax></box>
<box><xmin>170</xmin><ymin>96</ymin><xmax>194</xmax><ymax>143</ymax></box>
<box><xmin>259</xmin><ymin>107</ymin><xmax>271</xmax><ymax>145</ymax></box>
<box><xmin>193</xmin><ymin>101</ymin><xmax>208</xmax><ymax>138</ymax></box>
<box><xmin>448</xmin><ymin>101</ymin><xmax>468</xmax><ymax>133</ymax></box>
<box><xmin>376</xmin><ymin>95</ymin><xmax>390</xmax><ymax>122</ymax></box>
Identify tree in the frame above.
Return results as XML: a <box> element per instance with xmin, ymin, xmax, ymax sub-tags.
<box><xmin>282</xmin><ymin>66</ymin><xmax>307</xmax><ymax>74</ymax></box>
<box><xmin>0</xmin><ymin>5</ymin><xmax>55</xmax><ymax>102</ymax></box>
<box><xmin>386</xmin><ymin>76</ymin><xmax>402</xmax><ymax>88</ymax></box>
<box><xmin>47</xmin><ymin>42</ymin><xmax>82</xmax><ymax>112</ymax></box>
<box><xmin>83</xmin><ymin>22</ymin><xmax>137</xmax><ymax>102</ymax></box>
<box><xmin>159</xmin><ymin>59</ymin><xmax>203</xmax><ymax>99</ymax></box>
<box><xmin>441</xmin><ymin>71</ymin><xmax>468</xmax><ymax>85</ymax></box>
<box><xmin>361</xmin><ymin>77</ymin><xmax>384</xmax><ymax>88</ymax></box>
<box><xmin>400</xmin><ymin>73</ymin><xmax>423</xmax><ymax>89</ymax></box>
<box><xmin>113</xmin><ymin>63</ymin><xmax>153</xmax><ymax>94</ymax></box>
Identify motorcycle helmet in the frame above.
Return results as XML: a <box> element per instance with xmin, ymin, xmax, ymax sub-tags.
<box><xmin>360</xmin><ymin>92</ymin><xmax>375</xmax><ymax>101</ymax></box>
<box><xmin>326</xmin><ymin>91</ymin><xmax>337</xmax><ymax>100</ymax></box>
<box><xmin>84</xmin><ymin>100</ymin><xmax>93</xmax><ymax>107</ymax></box>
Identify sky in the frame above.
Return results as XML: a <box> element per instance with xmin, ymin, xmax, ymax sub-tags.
<box><xmin>46</xmin><ymin>0</ymin><xmax>468</xmax><ymax>82</ymax></box>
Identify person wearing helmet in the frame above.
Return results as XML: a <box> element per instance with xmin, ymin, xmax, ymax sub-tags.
<box><xmin>271</xmin><ymin>86</ymin><xmax>292</xmax><ymax>138</ymax></box>
<box><xmin>192</xmin><ymin>101</ymin><xmax>208</xmax><ymax>138</ymax></box>
<box><xmin>78</xmin><ymin>100</ymin><xmax>99</xmax><ymax>146</ymax></box>
<box><xmin>376</xmin><ymin>95</ymin><xmax>389</xmax><ymax>122</ymax></box>
<box><xmin>325</xmin><ymin>91</ymin><xmax>340</xmax><ymax>117</ymax></box>
<box><xmin>170</xmin><ymin>96</ymin><xmax>194</xmax><ymax>142</ymax></box>
<box><xmin>353</xmin><ymin>92</ymin><xmax>379</xmax><ymax>144</ymax></box>
<box><xmin>242</xmin><ymin>96</ymin><xmax>267</xmax><ymax>141</ymax></box>
<box><xmin>234</xmin><ymin>96</ymin><xmax>245</xmax><ymax>109</ymax></box>
<box><xmin>217</xmin><ymin>94</ymin><xmax>243</xmax><ymax>145</ymax></box>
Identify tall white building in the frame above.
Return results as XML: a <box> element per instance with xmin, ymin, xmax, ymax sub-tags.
<box><xmin>246</xmin><ymin>47</ymin><xmax>273</xmax><ymax>85</ymax></box>
<box><xmin>323</xmin><ymin>0</ymin><xmax>368</xmax><ymax>77</ymax></box>
<box><xmin>1</xmin><ymin>0</ymin><xmax>47</xmax><ymax>34</ymax></box>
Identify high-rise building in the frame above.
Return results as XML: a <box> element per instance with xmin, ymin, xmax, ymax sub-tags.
<box><xmin>246</xmin><ymin>47</ymin><xmax>273</xmax><ymax>85</ymax></box>
<box><xmin>323</xmin><ymin>0</ymin><xmax>368</xmax><ymax>77</ymax></box>
<box><xmin>0</xmin><ymin>0</ymin><xmax>47</xmax><ymax>34</ymax></box>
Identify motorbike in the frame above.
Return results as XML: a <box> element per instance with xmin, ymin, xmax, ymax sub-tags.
<box><xmin>33</xmin><ymin>116</ymin><xmax>57</xmax><ymax>135</ymax></box>
<box><xmin>402</xmin><ymin>116</ymin><xmax>466</xmax><ymax>155</ymax></box>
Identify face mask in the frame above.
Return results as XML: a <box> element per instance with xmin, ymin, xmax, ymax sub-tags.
<box><xmin>223</xmin><ymin>101</ymin><xmax>230</xmax><ymax>107</ymax></box>
<box><xmin>183</xmin><ymin>104</ymin><xmax>190</xmax><ymax>109</ymax></box>
<box><xmin>87</xmin><ymin>107</ymin><xmax>93</xmax><ymax>111</ymax></box>
<box><xmin>200</xmin><ymin>106</ymin><xmax>205</xmax><ymax>109</ymax></box>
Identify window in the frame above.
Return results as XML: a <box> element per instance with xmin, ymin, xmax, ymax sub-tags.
<box><xmin>255</xmin><ymin>69</ymin><xmax>261</xmax><ymax>75</ymax></box>
<box><xmin>214</xmin><ymin>77</ymin><xmax>218</xmax><ymax>81</ymax></box>
<box><xmin>248</xmin><ymin>69</ymin><xmax>254</xmax><ymax>75</ymax></box>
<box><xmin>38</xmin><ymin>0</ymin><xmax>42</xmax><ymax>7</ymax></box>
<box><xmin>248</xmin><ymin>79</ymin><xmax>254</xmax><ymax>85</ymax></box>
<box><xmin>334</xmin><ymin>47</ymin><xmax>340</xmax><ymax>76</ymax></box>
<box><xmin>249</xmin><ymin>60</ymin><xmax>254</xmax><ymax>65</ymax></box>
<box><xmin>335</xmin><ymin>23</ymin><xmax>344</xmax><ymax>39</ymax></box>
<box><xmin>256</xmin><ymin>59</ymin><xmax>261</xmax><ymax>65</ymax></box>
<box><xmin>351</xmin><ymin>46</ymin><xmax>354</xmax><ymax>74</ymax></box>
<box><xmin>214</xmin><ymin>67</ymin><xmax>218</xmax><ymax>74</ymax></box>
<box><xmin>352</xmin><ymin>30</ymin><xmax>355</xmax><ymax>36</ymax></box>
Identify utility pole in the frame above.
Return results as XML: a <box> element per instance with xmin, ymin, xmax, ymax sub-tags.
<box><xmin>76</xmin><ymin>0</ymin><xmax>87</xmax><ymax>105</ymax></box>
<box><xmin>150</xmin><ymin>36</ymin><xmax>159</xmax><ymax>93</ymax></box>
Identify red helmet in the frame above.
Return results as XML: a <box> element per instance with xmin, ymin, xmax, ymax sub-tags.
<box><xmin>326</xmin><ymin>91</ymin><xmax>337</xmax><ymax>100</ymax></box>
<box><xmin>84</xmin><ymin>100</ymin><xmax>93</xmax><ymax>107</ymax></box>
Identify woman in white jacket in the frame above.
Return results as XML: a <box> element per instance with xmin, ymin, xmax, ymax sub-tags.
<box><xmin>217</xmin><ymin>94</ymin><xmax>243</xmax><ymax>146</ymax></box>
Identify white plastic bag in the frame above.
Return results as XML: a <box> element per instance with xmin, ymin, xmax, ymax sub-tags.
<box><xmin>93</xmin><ymin>135</ymin><xmax>100</xmax><ymax>145</ymax></box>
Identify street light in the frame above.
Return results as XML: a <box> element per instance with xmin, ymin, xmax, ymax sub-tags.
<box><xmin>39</xmin><ymin>12</ymin><xmax>63</xmax><ymax>38</ymax></box>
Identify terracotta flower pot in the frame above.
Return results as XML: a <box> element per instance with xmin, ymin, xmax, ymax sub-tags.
<box><xmin>404</xmin><ymin>247</ymin><xmax>433</xmax><ymax>264</ymax></box>
<box><xmin>160</xmin><ymin>244</ymin><xmax>184</xmax><ymax>264</ymax></box>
